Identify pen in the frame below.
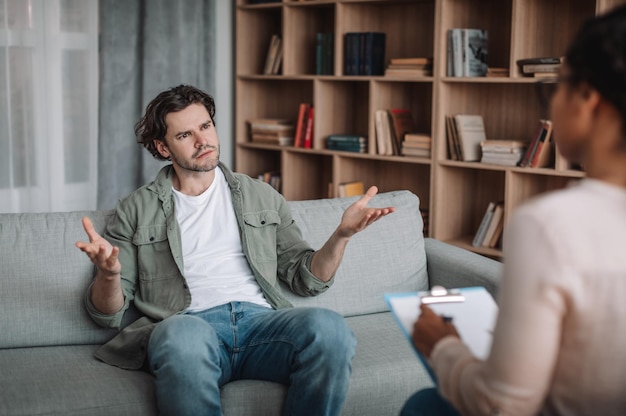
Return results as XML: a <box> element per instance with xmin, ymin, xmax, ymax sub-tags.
<box><xmin>440</xmin><ymin>315</ymin><xmax>454</xmax><ymax>323</ymax></box>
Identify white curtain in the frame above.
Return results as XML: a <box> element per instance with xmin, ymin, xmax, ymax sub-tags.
<box><xmin>0</xmin><ymin>0</ymin><xmax>98</xmax><ymax>213</ymax></box>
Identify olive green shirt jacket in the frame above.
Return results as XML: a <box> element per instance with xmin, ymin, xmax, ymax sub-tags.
<box><xmin>84</xmin><ymin>163</ymin><xmax>334</xmax><ymax>370</ymax></box>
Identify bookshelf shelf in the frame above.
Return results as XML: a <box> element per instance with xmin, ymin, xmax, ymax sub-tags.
<box><xmin>236</xmin><ymin>0</ymin><xmax>625</xmax><ymax>255</ymax></box>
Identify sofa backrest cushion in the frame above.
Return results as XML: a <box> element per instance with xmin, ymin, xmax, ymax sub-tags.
<box><xmin>0</xmin><ymin>190</ymin><xmax>427</xmax><ymax>349</ymax></box>
<box><xmin>283</xmin><ymin>190</ymin><xmax>428</xmax><ymax>316</ymax></box>
<box><xmin>0</xmin><ymin>210</ymin><xmax>118</xmax><ymax>349</ymax></box>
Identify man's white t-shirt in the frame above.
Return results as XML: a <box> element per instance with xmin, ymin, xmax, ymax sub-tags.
<box><xmin>172</xmin><ymin>167</ymin><xmax>271</xmax><ymax>312</ymax></box>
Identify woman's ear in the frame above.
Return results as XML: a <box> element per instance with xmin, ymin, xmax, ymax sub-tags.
<box><xmin>154</xmin><ymin>139</ymin><xmax>170</xmax><ymax>159</ymax></box>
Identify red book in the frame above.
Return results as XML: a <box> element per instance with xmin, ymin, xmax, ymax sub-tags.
<box><xmin>518</xmin><ymin>119</ymin><xmax>545</xmax><ymax>167</ymax></box>
<box><xmin>303</xmin><ymin>107</ymin><xmax>314</xmax><ymax>149</ymax></box>
<box><xmin>529</xmin><ymin>120</ymin><xmax>553</xmax><ymax>168</ymax></box>
<box><xmin>293</xmin><ymin>103</ymin><xmax>311</xmax><ymax>147</ymax></box>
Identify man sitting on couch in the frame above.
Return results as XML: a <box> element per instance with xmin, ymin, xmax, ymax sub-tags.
<box><xmin>76</xmin><ymin>84</ymin><xmax>394</xmax><ymax>416</ymax></box>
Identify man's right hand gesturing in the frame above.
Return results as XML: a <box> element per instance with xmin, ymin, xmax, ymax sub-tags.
<box><xmin>75</xmin><ymin>217</ymin><xmax>124</xmax><ymax>314</ymax></box>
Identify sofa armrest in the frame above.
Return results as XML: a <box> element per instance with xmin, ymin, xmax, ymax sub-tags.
<box><xmin>424</xmin><ymin>238</ymin><xmax>502</xmax><ymax>299</ymax></box>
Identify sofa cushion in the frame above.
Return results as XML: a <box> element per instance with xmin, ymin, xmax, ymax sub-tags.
<box><xmin>0</xmin><ymin>210</ymin><xmax>118</xmax><ymax>349</ymax></box>
<box><xmin>0</xmin><ymin>345</ymin><xmax>156</xmax><ymax>416</ymax></box>
<box><xmin>283</xmin><ymin>190</ymin><xmax>427</xmax><ymax>316</ymax></box>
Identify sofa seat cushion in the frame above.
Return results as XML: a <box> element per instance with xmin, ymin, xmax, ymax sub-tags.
<box><xmin>221</xmin><ymin>312</ymin><xmax>433</xmax><ymax>415</ymax></box>
<box><xmin>0</xmin><ymin>316</ymin><xmax>431</xmax><ymax>416</ymax></box>
<box><xmin>0</xmin><ymin>345</ymin><xmax>156</xmax><ymax>416</ymax></box>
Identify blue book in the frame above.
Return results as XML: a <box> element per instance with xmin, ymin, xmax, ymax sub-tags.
<box><xmin>344</xmin><ymin>33</ymin><xmax>360</xmax><ymax>75</ymax></box>
<box><xmin>361</xmin><ymin>32</ymin><xmax>386</xmax><ymax>76</ymax></box>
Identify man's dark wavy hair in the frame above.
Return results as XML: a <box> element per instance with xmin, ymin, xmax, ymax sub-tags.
<box><xmin>135</xmin><ymin>85</ymin><xmax>217</xmax><ymax>161</ymax></box>
<box><xmin>565</xmin><ymin>5</ymin><xmax>626</xmax><ymax>136</ymax></box>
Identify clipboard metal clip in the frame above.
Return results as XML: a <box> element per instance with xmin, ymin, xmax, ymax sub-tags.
<box><xmin>419</xmin><ymin>285</ymin><xmax>465</xmax><ymax>304</ymax></box>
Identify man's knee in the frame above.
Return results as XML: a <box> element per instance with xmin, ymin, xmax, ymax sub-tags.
<box><xmin>299</xmin><ymin>308</ymin><xmax>356</xmax><ymax>357</ymax></box>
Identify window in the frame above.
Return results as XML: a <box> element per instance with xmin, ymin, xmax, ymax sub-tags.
<box><xmin>0</xmin><ymin>0</ymin><xmax>98</xmax><ymax>212</ymax></box>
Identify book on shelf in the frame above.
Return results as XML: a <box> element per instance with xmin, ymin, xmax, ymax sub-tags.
<box><xmin>516</xmin><ymin>57</ymin><xmax>562</xmax><ymax>77</ymax></box>
<box><xmin>344</xmin><ymin>32</ymin><xmax>386</xmax><ymax>76</ymax></box>
<box><xmin>518</xmin><ymin>120</ymin><xmax>554</xmax><ymax>168</ymax></box>
<box><xmin>247</xmin><ymin>118</ymin><xmax>294</xmax><ymax>145</ymax></box>
<box><xmin>448</xmin><ymin>114</ymin><xmax>487</xmax><ymax>162</ymax></box>
<box><xmin>472</xmin><ymin>201</ymin><xmax>504</xmax><ymax>248</ymax></box>
<box><xmin>294</xmin><ymin>103</ymin><xmax>312</xmax><ymax>148</ymax></box>
<box><xmin>529</xmin><ymin>121</ymin><xmax>554</xmax><ymax>168</ymax></box>
<box><xmin>374</xmin><ymin>109</ymin><xmax>392</xmax><ymax>156</ymax></box>
<box><xmin>338</xmin><ymin>181</ymin><xmax>365</xmax><ymax>197</ymax></box>
<box><xmin>389</xmin><ymin>109</ymin><xmax>416</xmax><ymax>155</ymax></box>
<box><xmin>263</xmin><ymin>34</ymin><xmax>283</xmax><ymax>75</ymax></box>
<box><xmin>447</xmin><ymin>29</ymin><xmax>488</xmax><ymax>77</ymax></box>
<box><xmin>326</xmin><ymin>134</ymin><xmax>368</xmax><ymax>153</ymax></box>
<box><xmin>316</xmin><ymin>32</ymin><xmax>334</xmax><ymax>75</ymax></box>
<box><xmin>445</xmin><ymin>115</ymin><xmax>459</xmax><ymax>160</ymax></box>
<box><xmin>480</xmin><ymin>140</ymin><xmax>527</xmax><ymax>166</ymax></box>
<box><xmin>361</xmin><ymin>32</ymin><xmax>386</xmax><ymax>75</ymax></box>
<box><xmin>303</xmin><ymin>107</ymin><xmax>314</xmax><ymax>149</ymax></box>
<box><xmin>344</xmin><ymin>32</ymin><xmax>360</xmax><ymax>75</ymax></box>
<box><xmin>472</xmin><ymin>201</ymin><xmax>496</xmax><ymax>247</ymax></box>
<box><xmin>257</xmin><ymin>171</ymin><xmax>281</xmax><ymax>192</ymax></box>
<box><xmin>481</xmin><ymin>202</ymin><xmax>504</xmax><ymax>248</ymax></box>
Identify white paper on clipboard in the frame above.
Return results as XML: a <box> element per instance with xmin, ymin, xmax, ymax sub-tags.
<box><xmin>385</xmin><ymin>287</ymin><xmax>498</xmax><ymax>361</ymax></box>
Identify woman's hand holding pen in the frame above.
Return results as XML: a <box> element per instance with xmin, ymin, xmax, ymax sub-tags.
<box><xmin>412</xmin><ymin>304</ymin><xmax>460</xmax><ymax>358</ymax></box>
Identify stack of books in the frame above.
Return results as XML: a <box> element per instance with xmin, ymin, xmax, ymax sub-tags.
<box><xmin>384</xmin><ymin>57</ymin><xmax>432</xmax><ymax>77</ymax></box>
<box><xmin>326</xmin><ymin>134</ymin><xmax>367</xmax><ymax>153</ymax></box>
<box><xmin>480</xmin><ymin>140</ymin><xmax>526</xmax><ymax>166</ymax></box>
<box><xmin>518</xmin><ymin>119</ymin><xmax>554</xmax><ymax>168</ymax></box>
<box><xmin>517</xmin><ymin>57</ymin><xmax>562</xmax><ymax>77</ymax></box>
<box><xmin>247</xmin><ymin>118</ymin><xmax>294</xmax><ymax>145</ymax></box>
<box><xmin>402</xmin><ymin>133</ymin><xmax>432</xmax><ymax>158</ymax></box>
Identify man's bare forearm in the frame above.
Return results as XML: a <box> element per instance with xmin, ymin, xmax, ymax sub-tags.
<box><xmin>90</xmin><ymin>270</ymin><xmax>124</xmax><ymax>314</ymax></box>
<box><xmin>310</xmin><ymin>230</ymin><xmax>350</xmax><ymax>283</ymax></box>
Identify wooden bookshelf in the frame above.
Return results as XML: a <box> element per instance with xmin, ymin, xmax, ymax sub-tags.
<box><xmin>235</xmin><ymin>0</ymin><xmax>626</xmax><ymax>256</ymax></box>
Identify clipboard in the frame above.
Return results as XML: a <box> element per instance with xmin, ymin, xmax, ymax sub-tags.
<box><xmin>384</xmin><ymin>286</ymin><xmax>498</xmax><ymax>383</ymax></box>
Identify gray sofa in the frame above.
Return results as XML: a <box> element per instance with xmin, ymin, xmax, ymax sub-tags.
<box><xmin>0</xmin><ymin>190</ymin><xmax>501</xmax><ymax>416</ymax></box>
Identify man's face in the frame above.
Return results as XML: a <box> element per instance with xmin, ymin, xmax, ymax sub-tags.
<box><xmin>155</xmin><ymin>103</ymin><xmax>220</xmax><ymax>172</ymax></box>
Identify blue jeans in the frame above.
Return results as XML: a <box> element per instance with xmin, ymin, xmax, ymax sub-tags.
<box><xmin>147</xmin><ymin>302</ymin><xmax>356</xmax><ymax>416</ymax></box>
<box><xmin>400</xmin><ymin>387</ymin><xmax>461</xmax><ymax>416</ymax></box>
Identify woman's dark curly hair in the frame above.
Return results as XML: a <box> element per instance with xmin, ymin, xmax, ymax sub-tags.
<box><xmin>565</xmin><ymin>5</ymin><xmax>626</xmax><ymax>136</ymax></box>
<box><xmin>135</xmin><ymin>85</ymin><xmax>216</xmax><ymax>161</ymax></box>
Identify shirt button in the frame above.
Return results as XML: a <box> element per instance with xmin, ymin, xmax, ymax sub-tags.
<box><xmin>149</xmin><ymin>237</ymin><xmax>155</xmax><ymax>241</ymax></box>
<box><xmin>261</xmin><ymin>220</ymin><xmax>266</xmax><ymax>225</ymax></box>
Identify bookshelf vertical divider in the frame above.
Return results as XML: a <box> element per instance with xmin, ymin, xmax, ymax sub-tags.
<box><xmin>235</xmin><ymin>0</ymin><xmax>624</xmax><ymax>258</ymax></box>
